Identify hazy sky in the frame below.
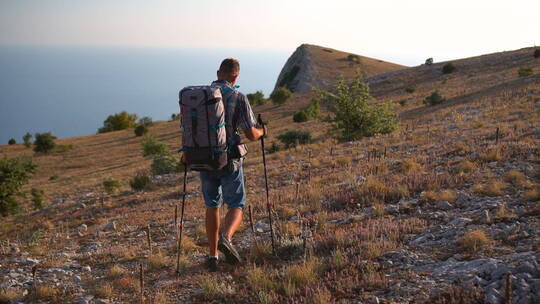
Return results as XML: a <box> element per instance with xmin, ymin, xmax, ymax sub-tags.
<box><xmin>1</xmin><ymin>0</ymin><xmax>538</xmax><ymax>65</ymax></box>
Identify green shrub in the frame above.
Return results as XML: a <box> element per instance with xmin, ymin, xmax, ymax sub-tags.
<box><xmin>293</xmin><ymin>111</ymin><xmax>309</xmax><ymax>123</ymax></box>
<box><xmin>98</xmin><ymin>111</ymin><xmax>138</xmax><ymax>133</ymax></box>
<box><xmin>534</xmin><ymin>49</ymin><xmax>540</xmax><ymax>58</ymax></box>
<box><xmin>425</xmin><ymin>58</ymin><xmax>433</xmax><ymax>65</ymax></box>
<box><xmin>267</xmin><ymin>142</ymin><xmax>281</xmax><ymax>154</ymax></box>
<box><xmin>49</xmin><ymin>175</ymin><xmax>59</xmax><ymax>181</ymax></box>
<box><xmin>33</xmin><ymin>132</ymin><xmax>57</xmax><ymax>153</ymax></box>
<box><xmin>130</xmin><ymin>172</ymin><xmax>152</xmax><ymax>191</ymax></box>
<box><xmin>442</xmin><ymin>62</ymin><xmax>456</xmax><ymax>74</ymax></box>
<box><xmin>424</xmin><ymin>91</ymin><xmax>446</xmax><ymax>106</ymax></box>
<box><xmin>103</xmin><ymin>177</ymin><xmax>122</xmax><ymax>194</ymax></box>
<box><xmin>142</xmin><ymin>134</ymin><xmax>171</xmax><ymax>157</ymax></box>
<box><xmin>399</xmin><ymin>99</ymin><xmax>408</xmax><ymax>106</ymax></box>
<box><xmin>8</xmin><ymin>138</ymin><xmax>16</xmax><ymax>145</ymax></box>
<box><xmin>518</xmin><ymin>67</ymin><xmax>533</xmax><ymax>77</ymax></box>
<box><xmin>23</xmin><ymin>132</ymin><xmax>32</xmax><ymax>148</ymax></box>
<box><xmin>170</xmin><ymin>113</ymin><xmax>180</xmax><ymax>121</ymax></box>
<box><xmin>134</xmin><ymin>124</ymin><xmax>148</xmax><ymax>137</ymax></box>
<box><xmin>277</xmin><ymin>130</ymin><xmax>312</xmax><ymax>148</ymax></box>
<box><xmin>247</xmin><ymin>91</ymin><xmax>266</xmax><ymax>106</ymax></box>
<box><xmin>270</xmin><ymin>87</ymin><xmax>292</xmax><ymax>105</ymax></box>
<box><xmin>0</xmin><ymin>156</ymin><xmax>36</xmax><ymax>217</ymax></box>
<box><xmin>405</xmin><ymin>86</ymin><xmax>415</xmax><ymax>93</ymax></box>
<box><xmin>305</xmin><ymin>99</ymin><xmax>321</xmax><ymax>118</ymax></box>
<box><xmin>31</xmin><ymin>188</ymin><xmax>44</xmax><ymax>210</ymax></box>
<box><xmin>138</xmin><ymin>116</ymin><xmax>153</xmax><ymax>126</ymax></box>
<box><xmin>314</xmin><ymin>75</ymin><xmax>397</xmax><ymax>141</ymax></box>
<box><xmin>151</xmin><ymin>154</ymin><xmax>183</xmax><ymax>175</ymax></box>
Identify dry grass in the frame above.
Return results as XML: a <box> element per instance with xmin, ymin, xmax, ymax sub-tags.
<box><xmin>394</xmin><ymin>159</ymin><xmax>423</xmax><ymax>174</ymax></box>
<box><xmin>457</xmin><ymin>159</ymin><xmax>477</xmax><ymax>173</ymax></box>
<box><xmin>480</xmin><ymin>148</ymin><xmax>502</xmax><ymax>162</ymax></box>
<box><xmin>148</xmin><ymin>251</ymin><xmax>170</xmax><ymax>271</ymax></box>
<box><xmin>0</xmin><ymin>289</ymin><xmax>23</xmax><ymax>303</ymax></box>
<box><xmin>471</xmin><ymin>180</ymin><xmax>506</xmax><ymax>196</ymax></box>
<box><xmin>249</xmin><ymin>241</ymin><xmax>273</xmax><ymax>263</ymax></box>
<box><xmin>246</xmin><ymin>265</ymin><xmax>278</xmax><ymax>292</ymax></box>
<box><xmin>458</xmin><ymin>230</ymin><xmax>493</xmax><ymax>253</ymax></box>
<box><xmin>438</xmin><ymin>189</ymin><xmax>458</xmax><ymax>203</ymax></box>
<box><xmin>153</xmin><ymin>290</ymin><xmax>173</xmax><ymax>304</ymax></box>
<box><xmin>330</xmin><ymin>248</ymin><xmax>347</xmax><ymax>271</ymax></box>
<box><xmin>283</xmin><ymin>258</ymin><xmax>322</xmax><ymax>290</ymax></box>
<box><xmin>94</xmin><ymin>283</ymin><xmax>114</xmax><ymax>299</ymax></box>
<box><xmin>524</xmin><ymin>186</ymin><xmax>540</xmax><ymax>201</ymax></box>
<box><xmin>279</xmin><ymin>222</ymin><xmax>301</xmax><ymax>237</ymax></box>
<box><xmin>495</xmin><ymin>203</ymin><xmax>516</xmax><ymax>220</ymax></box>
<box><xmin>108</xmin><ymin>264</ymin><xmax>127</xmax><ymax>278</ymax></box>
<box><xmin>114</xmin><ymin>276</ymin><xmax>139</xmax><ymax>292</ymax></box>
<box><xmin>31</xmin><ymin>285</ymin><xmax>59</xmax><ymax>301</ymax></box>
<box><xmin>313</xmin><ymin>286</ymin><xmax>333</xmax><ymax>304</ymax></box>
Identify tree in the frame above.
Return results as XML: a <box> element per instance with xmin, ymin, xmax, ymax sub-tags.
<box><xmin>277</xmin><ymin>130</ymin><xmax>312</xmax><ymax>148</ymax></box>
<box><xmin>138</xmin><ymin>116</ymin><xmax>153</xmax><ymax>127</ymax></box>
<box><xmin>142</xmin><ymin>134</ymin><xmax>171</xmax><ymax>157</ymax></box>
<box><xmin>270</xmin><ymin>87</ymin><xmax>292</xmax><ymax>105</ymax></box>
<box><xmin>425</xmin><ymin>58</ymin><xmax>434</xmax><ymax>65</ymax></box>
<box><xmin>293</xmin><ymin>111</ymin><xmax>309</xmax><ymax>123</ymax></box>
<box><xmin>98</xmin><ymin>111</ymin><xmax>138</xmax><ymax>133</ymax></box>
<box><xmin>23</xmin><ymin>132</ymin><xmax>33</xmax><ymax>148</ymax></box>
<box><xmin>534</xmin><ymin>49</ymin><xmax>540</xmax><ymax>59</ymax></box>
<box><xmin>442</xmin><ymin>62</ymin><xmax>457</xmax><ymax>74</ymax></box>
<box><xmin>134</xmin><ymin>124</ymin><xmax>148</xmax><ymax>137</ymax></box>
<box><xmin>424</xmin><ymin>91</ymin><xmax>446</xmax><ymax>106</ymax></box>
<box><xmin>0</xmin><ymin>156</ymin><xmax>36</xmax><ymax>216</ymax></box>
<box><xmin>314</xmin><ymin>75</ymin><xmax>397</xmax><ymax>141</ymax></box>
<box><xmin>8</xmin><ymin>138</ymin><xmax>16</xmax><ymax>145</ymax></box>
<box><xmin>34</xmin><ymin>132</ymin><xmax>57</xmax><ymax>153</ymax></box>
<box><xmin>31</xmin><ymin>188</ymin><xmax>44</xmax><ymax>210</ymax></box>
<box><xmin>247</xmin><ymin>91</ymin><xmax>266</xmax><ymax>106</ymax></box>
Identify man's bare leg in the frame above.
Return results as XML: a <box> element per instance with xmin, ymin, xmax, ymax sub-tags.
<box><xmin>206</xmin><ymin>207</ymin><xmax>220</xmax><ymax>256</ymax></box>
<box><xmin>222</xmin><ymin>207</ymin><xmax>243</xmax><ymax>240</ymax></box>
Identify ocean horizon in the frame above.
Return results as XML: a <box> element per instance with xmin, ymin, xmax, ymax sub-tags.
<box><xmin>0</xmin><ymin>45</ymin><xmax>289</xmax><ymax>144</ymax></box>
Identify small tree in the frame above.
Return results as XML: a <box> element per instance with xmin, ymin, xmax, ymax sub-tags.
<box><xmin>534</xmin><ymin>49</ymin><xmax>540</xmax><ymax>59</ymax></box>
<box><xmin>267</xmin><ymin>142</ymin><xmax>281</xmax><ymax>154</ymax></box>
<box><xmin>138</xmin><ymin>116</ymin><xmax>153</xmax><ymax>127</ymax></box>
<box><xmin>305</xmin><ymin>99</ymin><xmax>321</xmax><ymax>118</ymax></box>
<box><xmin>130</xmin><ymin>172</ymin><xmax>152</xmax><ymax>191</ymax></box>
<box><xmin>34</xmin><ymin>132</ymin><xmax>57</xmax><ymax>153</ymax></box>
<box><xmin>405</xmin><ymin>86</ymin><xmax>415</xmax><ymax>93</ymax></box>
<box><xmin>425</xmin><ymin>58</ymin><xmax>434</xmax><ymax>65</ymax></box>
<box><xmin>98</xmin><ymin>111</ymin><xmax>138</xmax><ymax>133</ymax></box>
<box><xmin>23</xmin><ymin>132</ymin><xmax>33</xmax><ymax>148</ymax></box>
<box><xmin>424</xmin><ymin>91</ymin><xmax>446</xmax><ymax>106</ymax></box>
<box><xmin>103</xmin><ymin>177</ymin><xmax>122</xmax><ymax>194</ymax></box>
<box><xmin>8</xmin><ymin>138</ymin><xmax>16</xmax><ymax>145</ymax></box>
<box><xmin>142</xmin><ymin>134</ymin><xmax>170</xmax><ymax>157</ymax></box>
<box><xmin>293</xmin><ymin>111</ymin><xmax>309</xmax><ymax>123</ymax></box>
<box><xmin>170</xmin><ymin>113</ymin><xmax>180</xmax><ymax>121</ymax></box>
<box><xmin>270</xmin><ymin>87</ymin><xmax>292</xmax><ymax>105</ymax></box>
<box><xmin>134</xmin><ymin>124</ymin><xmax>148</xmax><ymax>137</ymax></box>
<box><xmin>247</xmin><ymin>91</ymin><xmax>266</xmax><ymax>106</ymax></box>
<box><xmin>0</xmin><ymin>156</ymin><xmax>36</xmax><ymax>217</ymax></box>
<box><xmin>314</xmin><ymin>75</ymin><xmax>397</xmax><ymax>141</ymax></box>
<box><xmin>31</xmin><ymin>188</ymin><xmax>44</xmax><ymax>210</ymax></box>
<box><xmin>151</xmin><ymin>154</ymin><xmax>183</xmax><ymax>175</ymax></box>
<box><xmin>442</xmin><ymin>62</ymin><xmax>457</xmax><ymax>74</ymax></box>
<box><xmin>277</xmin><ymin>130</ymin><xmax>312</xmax><ymax>148</ymax></box>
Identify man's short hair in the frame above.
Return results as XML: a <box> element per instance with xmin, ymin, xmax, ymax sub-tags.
<box><xmin>219</xmin><ymin>58</ymin><xmax>240</xmax><ymax>76</ymax></box>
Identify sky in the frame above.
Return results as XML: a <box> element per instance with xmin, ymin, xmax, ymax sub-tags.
<box><xmin>1</xmin><ymin>0</ymin><xmax>539</xmax><ymax>66</ymax></box>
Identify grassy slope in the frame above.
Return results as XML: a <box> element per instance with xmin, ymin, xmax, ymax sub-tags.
<box><xmin>1</xmin><ymin>46</ymin><xmax>539</xmax><ymax>303</ymax></box>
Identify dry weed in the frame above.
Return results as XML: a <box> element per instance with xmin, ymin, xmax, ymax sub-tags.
<box><xmin>459</xmin><ymin>230</ymin><xmax>493</xmax><ymax>253</ymax></box>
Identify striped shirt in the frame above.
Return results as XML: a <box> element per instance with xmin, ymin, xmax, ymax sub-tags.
<box><xmin>211</xmin><ymin>80</ymin><xmax>257</xmax><ymax>146</ymax></box>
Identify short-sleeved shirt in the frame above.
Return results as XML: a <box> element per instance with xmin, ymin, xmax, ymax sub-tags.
<box><xmin>211</xmin><ymin>80</ymin><xmax>257</xmax><ymax>146</ymax></box>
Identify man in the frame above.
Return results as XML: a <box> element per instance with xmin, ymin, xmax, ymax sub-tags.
<box><xmin>191</xmin><ymin>58</ymin><xmax>265</xmax><ymax>271</ymax></box>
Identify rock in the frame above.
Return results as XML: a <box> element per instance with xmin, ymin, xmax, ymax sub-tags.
<box><xmin>82</xmin><ymin>266</ymin><xmax>91</xmax><ymax>272</ymax></box>
<box><xmin>485</xmin><ymin>287</ymin><xmax>503</xmax><ymax>304</ymax></box>
<box><xmin>78</xmin><ymin>203</ymin><xmax>87</xmax><ymax>209</ymax></box>
<box><xmin>470</xmin><ymin>152</ymin><xmax>479</xmax><ymax>161</ymax></box>
<box><xmin>483</xmin><ymin>209</ymin><xmax>492</xmax><ymax>224</ymax></box>
<box><xmin>103</xmin><ymin>221</ymin><xmax>117</xmax><ymax>231</ymax></box>
<box><xmin>77</xmin><ymin>224</ymin><xmax>88</xmax><ymax>232</ymax></box>
<box><xmin>255</xmin><ymin>221</ymin><xmax>270</xmax><ymax>233</ymax></box>
<box><xmin>490</xmin><ymin>265</ymin><xmax>509</xmax><ymax>281</ymax></box>
<box><xmin>22</xmin><ymin>258</ymin><xmax>40</xmax><ymax>266</ymax></box>
<box><xmin>515</xmin><ymin>261</ymin><xmax>537</xmax><ymax>276</ymax></box>
<box><xmin>436</xmin><ymin>201</ymin><xmax>453</xmax><ymax>211</ymax></box>
<box><xmin>448</xmin><ymin>217</ymin><xmax>472</xmax><ymax>227</ymax></box>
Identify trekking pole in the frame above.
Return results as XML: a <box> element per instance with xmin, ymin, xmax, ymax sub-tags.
<box><xmin>258</xmin><ymin>114</ymin><xmax>276</xmax><ymax>255</ymax></box>
<box><xmin>176</xmin><ymin>166</ymin><xmax>188</xmax><ymax>274</ymax></box>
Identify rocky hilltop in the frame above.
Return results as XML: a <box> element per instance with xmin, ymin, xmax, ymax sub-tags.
<box><xmin>273</xmin><ymin>44</ymin><xmax>405</xmax><ymax>94</ymax></box>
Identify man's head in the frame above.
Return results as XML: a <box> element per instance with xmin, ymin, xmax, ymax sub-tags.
<box><xmin>217</xmin><ymin>58</ymin><xmax>240</xmax><ymax>85</ymax></box>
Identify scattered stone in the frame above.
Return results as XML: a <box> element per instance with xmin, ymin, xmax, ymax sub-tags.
<box><xmin>436</xmin><ymin>201</ymin><xmax>453</xmax><ymax>211</ymax></box>
<box><xmin>82</xmin><ymin>266</ymin><xmax>91</xmax><ymax>272</ymax></box>
<box><xmin>448</xmin><ymin>217</ymin><xmax>472</xmax><ymax>227</ymax></box>
<box><xmin>103</xmin><ymin>221</ymin><xmax>117</xmax><ymax>231</ymax></box>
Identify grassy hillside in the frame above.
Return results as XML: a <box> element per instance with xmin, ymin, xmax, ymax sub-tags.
<box><xmin>1</xmin><ymin>46</ymin><xmax>539</xmax><ymax>304</ymax></box>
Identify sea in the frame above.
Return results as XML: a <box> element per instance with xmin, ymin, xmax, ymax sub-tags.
<box><xmin>0</xmin><ymin>45</ymin><xmax>288</xmax><ymax>145</ymax></box>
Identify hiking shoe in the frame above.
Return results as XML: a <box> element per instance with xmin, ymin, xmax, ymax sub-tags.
<box><xmin>218</xmin><ymin>234</ymin><xmax>241</xmax><ymax>265</ymax></box>
<box><xmin>206</xmin><ymin>256</ymin><xmax>219</xmax><ymax>272</ymax></box>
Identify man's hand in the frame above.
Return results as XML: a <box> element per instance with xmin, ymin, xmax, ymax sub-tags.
<box><xmin>244</xmin><ymin>126</ymin><xmax>265</xmax><ymax>141</ymax></box>
<box><xmin>180</xmin><ymin>152</ymin><xmax>187</xmax><ymax>164</ymax></box>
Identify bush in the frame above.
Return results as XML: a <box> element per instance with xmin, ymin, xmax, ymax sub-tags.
<box><xmin>425</xmin><ymin>58</ymin><xmax>433</xmax><ymax>65</ymax></box>
<box><xmin>151</xmin><ymin>154</ymin><xmax>183</xmax><ymax>175</ymax></box>
<box><xmin>170</xmin><ymin>113</ymin><xmax>180</xmax><ymax>121</ymax></box>
<box><xmin>314</xmin><ymin>75</ymin><xmax>397</xmax><ymax>141</ymax></box>
<box><xmin>534</xmin><ymin>49</ymin><xmax>540</xmax><ymax>58</ymax></box>
<box><xmin>347</xmin><ymin>54</ymin><xmax>360</xmax><ymax>63</ymax></box>
<box><xmin>442</xmin><ymin>62</ymin><xmax>457</xmax><ymax>74</ymax></box>
<box><xmin>134</xmin><ymin>124</ymin><xmax>148</xmax><ymax>137</ymax></box>
<box><xmin>405</xmin><ymin>86</ymin><xmax>415</xmax><ymax>93</ymax></box>
<box><xmin>270</xmin><ymin>87</ymin><xmax>292</xmax><ymax>105</ymax></box>
<box><xmin>33</xmin><ymin>132</ymin><xmax>57</xmax><ymax>153</ymax></box>
<box><xmin>247</xmin><ymin>91</ymin><xmax>266</xmax><ymax>106</ymax></box>
<box><xmin>305</xmin><ymin>99</ymin><xmax>321</xmax><ymax>118</ymax></box>
<box><xmin>399</xmin><ymin>99</ymin><xmax>408</xmax><ymax>106</ymax></box>
<box><xmin>267</xmin><ymin>142</ymin><xmax>281</xmax><ymax>154</ymax></box>
<box><xmin>8</xmin><ymin>138</ymin><xmax>16</xmax><ymax>145</ymax></box>
<box><xmin>293</xmin><ymin>111</ymin><xmax>309</xmax><ymax>123</ymax></box>
<box><xmin>518</xmin><ymin>67</ymin><xmax>533</xmax><ymax>77</ymax></box>
<box><xmin>98</xmin><ymin>111</ymin><xmax>138</xmax><ymax>133</ymax></box>
<box><xmin>130</xmin><ymin>172</ymin><xmax>152</xmax><ymax>191</ymax></box>
<box><xmin>277</xmin><ymin>130</ymin><xmax>312</xmax><ymax>148</ymax></box>
<box><xmin>103</xmin><ymin>177</ymin><xmax>122</xmax><ymax>194</ymax></box>
<box><xmin>424</xmin><ymin>91</ymin><xmax>446</xmax><ymax>106</ymax></box>
<box><xmin>23</xmin><ymin>132</ymin><xmax>32</xmax><ymax>148</ymax></box>
<box><xmin>138</xmin><ymin>116</ymin><xmax>153</xmax><ymax>127</ymax></box>
<box><xmin>31</xmin><ymin>188</ymin><xmax>44</xmax><ymax>210</ymax></box>
<box><xmin>142</xmin><ymin>134</ymin><xmax>170</xmax><ymax>157</ymax></box>
<box><xmin>0</xmin><ymin>156</ymin><xmax>36</xmax><ymax>217</ymax></box>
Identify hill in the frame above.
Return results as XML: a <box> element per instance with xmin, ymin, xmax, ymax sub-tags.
<box><xmin>0</xmin><ymin>45</ymin><xmax>539</xmax><ymax>304</ymax></box>
<box><xmin>273</xmin><ymin>44</ymin><xmax>405</xmax><ymax>94</ymax></box>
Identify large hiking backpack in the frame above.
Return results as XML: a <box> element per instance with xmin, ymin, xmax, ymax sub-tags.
<box><xmin>179</xmin><ymin>85</ymin><xmax>229</xmax><ymax>171</ymax></box>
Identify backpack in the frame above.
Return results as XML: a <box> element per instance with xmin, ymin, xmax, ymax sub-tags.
<box><xmin>179</xmin><ymin>85</ymin><xmax>230</xmax><ymax>171</ymax></box>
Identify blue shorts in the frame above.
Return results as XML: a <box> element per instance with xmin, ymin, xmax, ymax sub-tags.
<box><xmin>199</xmin><ymin>161</ymin><xmax>246</xmax><ymax>210</ymax></box>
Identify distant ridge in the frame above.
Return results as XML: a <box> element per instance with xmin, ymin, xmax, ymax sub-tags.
<box><xmin>273</xmin><ymin>44</ymin><xmax>405</xmax><ymax>94</ymax></box>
